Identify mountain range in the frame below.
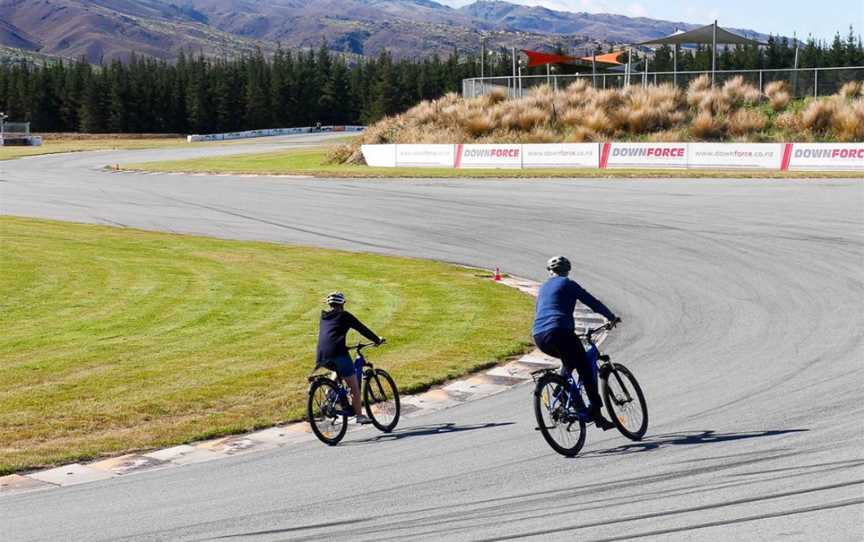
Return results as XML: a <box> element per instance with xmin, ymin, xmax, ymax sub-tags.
<box><xmin>0</xmin><ymin>0</ymin><xmax>769</xmax><ymax>64</ymax></box>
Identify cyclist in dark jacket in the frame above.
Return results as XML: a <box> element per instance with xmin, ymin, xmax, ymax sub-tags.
<box><xmin>316</xmin><ymin>291</ymin><xmax>384</xmax><ymax>424</ymax></box>
<box><xmin>532</xmin><ymin>256</ymin><xmax>620</xmax><ymax>430</ymax></box>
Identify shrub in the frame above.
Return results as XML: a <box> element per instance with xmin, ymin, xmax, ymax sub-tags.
<box><xmin>517</xmin><ymin>107</ymin><xmax>549</xmax><ymax>130</ymax></box>
<box><xmin>648</xmin><ymin>129</ymin><xmax>687</xmax><ymax>142</ymax></box>
<box><xmin>834</xmin><ymin>100</ymin><xmax>864</xmax><ymax>141</ymax></box>
<box><xmin>801</xmin><ymin>98</ymin><xmax>840</xmax><ymax>134</ymax></box>
<box><xmin>561</xmin><ymin>107</ymin><xmax>585</xmax><ymax>127</ymax></box>
<box><xmin>728</xmin><ymin>109</ymin><xmax>767</xmax><ymax>136</ymax></box>
<box><xmin>722</xmin><ymin>76</ymin><xmax>762</xmax><ymax>108</ymax></box>
<box><xmin>765</xmin><ymin>81</ymin><xmax>792</xmax><ymax>111</ymax></box>
<box><xmin>523</xmin><ymin>126</ymin><xmax>559</xmax><ymax>143</ymax></box>
<box><xmin>565</xmin><ymin>126</ymin><xmax>598</xmax><ymax>142</ymax></box>
<box><xmin>690</xmin><ymin>112</ymin><xmax>727</xmax><ymax>139</ymax></box>
<box><xmin>582</xmin><ymin>108</ymin><xmax>614</xmax><ymax>135</ymax></box>
<box><xmin>463</xmin><ymin>113</ymin><xmax>494</xmax><ymax>136</ymax></box>
<box><xmin>838</xmin><ymin>80</ymin><xmax>863</xmax><ymax>99</ymax></box>
<box><xmin>774</xmin><ymin>111</ymin><xmax>802</xmax><ymax>133</ymax></box>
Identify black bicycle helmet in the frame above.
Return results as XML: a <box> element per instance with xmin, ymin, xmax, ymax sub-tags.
<box><xmin>546</xmin><ymin>255</ymin><xmax>571</xmax><ymax>276</ymax></box>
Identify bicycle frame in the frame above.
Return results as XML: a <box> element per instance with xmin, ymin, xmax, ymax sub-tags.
<box><xmin>533</xmin><ymin>324</ymin><xmax>617</xmax><ymax>418</ymax></box>
<box><xmin>322</xmin><ymin>344</ymin><xmax>378</xmax><ymax>415</ymax></box>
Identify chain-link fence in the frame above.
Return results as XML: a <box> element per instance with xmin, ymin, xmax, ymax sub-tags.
<box><xmin>463</xmin><ymin>66</ymin><xmax>864</xmax><ymax>99</ymax></box>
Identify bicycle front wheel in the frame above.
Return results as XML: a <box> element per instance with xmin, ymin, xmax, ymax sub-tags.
<box><xmin>307</xmin><ymin>378</ymin><xmax>349</xmax><ymax>445</ymax></box>
<box><xmin>363</xmin><ymin>369</ymin><xmax>400</xmax><ymax>432</ymax></box>
<box><xmin>533</xmin><ymin>373</ymin><xmax>586</xmax><ymax>457</ymax></box>
<box><xmin>602</xmin><ymin>363</ymin><xmax>648</xmax><ymax>441</ymax></box>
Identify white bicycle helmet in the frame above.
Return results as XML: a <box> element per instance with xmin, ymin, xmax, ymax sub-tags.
<box><xmin>325</xmin><ymin>291</ymin><xmax>346</xmax><ymax>305</ymax></box>
<box><xmin>546</xmin><ymin>256</ymin><xmax>571</xmax><ymax>276</ymax></box>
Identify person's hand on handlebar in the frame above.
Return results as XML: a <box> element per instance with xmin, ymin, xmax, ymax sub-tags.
<box><xmin>375</xmin><ymin>337</ymin><xmax>386</xmax><ymax>346</ymax></box>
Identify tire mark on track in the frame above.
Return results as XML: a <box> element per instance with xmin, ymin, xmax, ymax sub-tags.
<box><xmin>586</xmin><ymin>497</ymin><xmax>864</xmax><ymax>541</ymax></box>
<box><xmin>470</xmin><ymin>480</ymin><xmax>864</xmax><ymax>542</ymax></box>
<box><xmin>130</xmin><ymin>189</ymin><xmax>404</xmax><ymax>252</ymax></box>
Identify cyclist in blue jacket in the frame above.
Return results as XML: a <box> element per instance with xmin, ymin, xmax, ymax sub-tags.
<box><xmin>316</xmin><ymin>292</ymin><xmax>384</xmax><ymax>425</ymax></box>
<box><xmin>533</xmin><ymin>256</ymin><xmax>620</xmax><ymax>430</ymax></box>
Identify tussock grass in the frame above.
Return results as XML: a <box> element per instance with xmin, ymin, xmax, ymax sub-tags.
<box><xmin>0</xmin><ymin>217</ymin><xmax>534</xmax><ymax>473</ymax></box>
<box><xmin>766</xmin><ymin>81</ymin><xmax>792</xmax><ymax>111</ymax></box>
<box><xmin>335</xmin><ymin>77</ymin><xmax>864</xmax><ymax>164</ymax></box>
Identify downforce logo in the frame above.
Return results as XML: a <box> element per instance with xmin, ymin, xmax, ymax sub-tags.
<box><xmin>463</xmin><ymin>148</ymin><xmax>520</xmax><ymax>158</ymax></box>
<box><xmin>612</xmin><ymin>147</ymin><xmax>685</xmax><ymax>158</ymax></box>
<box><xmin>794</xmin><ymin>148</ymin><xmax>864</xmax><ymax>159</ymax></box>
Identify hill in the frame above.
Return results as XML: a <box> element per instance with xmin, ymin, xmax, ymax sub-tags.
<box><xmin>0</xmin><ymin>0</ymin><xmax>769</xmax><ymax>63</ymax></box>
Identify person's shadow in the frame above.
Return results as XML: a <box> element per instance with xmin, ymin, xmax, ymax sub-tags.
<box><xmin>577</xmin><ymin>428</ymin><xmax>809</xmax><ymax>458</ymax></box>
<box><xmin>346</xmin><ymin>422</ymin><xmax>515</xmax><ymax>445</ymax></box>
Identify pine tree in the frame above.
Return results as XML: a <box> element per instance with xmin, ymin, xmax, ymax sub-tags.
<box><xmin>78</xmin><ymin>72</ymin><xmax>106</xmax><ymax>133</ymax></box>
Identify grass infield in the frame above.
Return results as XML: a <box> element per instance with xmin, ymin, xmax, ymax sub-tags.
<box><xmin>0</xmin><ymin>217</ymin><xmax>533</xmax><ymax>474</ymax></box>
<box><xmin>123</xmin><ymin>148</ymin><xmax>863</xmax><ymax>179</ymax></box>
<box><xmin>0</xmin><ymin>137</ymin><xmax>189</xmax><ymax>161</ymax></box>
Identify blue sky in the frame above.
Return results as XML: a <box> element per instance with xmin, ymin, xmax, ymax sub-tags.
<box><xmin>440</xmin><ymin>1</ymin><xmax>863</xmax><ymax>42</ymax></box>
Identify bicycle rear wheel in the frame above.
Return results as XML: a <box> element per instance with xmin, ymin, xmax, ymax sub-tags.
<box><xmin>602</xmin><ymin>363</ymin><xmax>648</xmax><ymax>441</ymax></box>
<box><xmin>363</xmin><ymin>369</ymin><xmax>400</xmax><ymax>432</ymax></box>
<box><xmin>533</xmin><ymin>373</ymin><xmax>586</xmax><ymax>457</ymax></box>
<box><xmin>307</xmin><ymin>378</ymin><xmax>349</xmax><ymax>445</ymax></box>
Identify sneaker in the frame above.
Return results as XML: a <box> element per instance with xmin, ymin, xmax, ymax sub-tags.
<box><xmin>593</xmin><ymin>416</ymin><xmax>615</xmax><ymax>431</ymax></box>
<box><xmin>354</xmin><ymin>414</ymin><xmax>373</xmax><ymax>425</ymax></box>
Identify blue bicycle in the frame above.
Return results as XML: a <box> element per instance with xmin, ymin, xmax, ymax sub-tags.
<box><xmin>307</xmin><ymin>342</ymin><xmax>400</xmax><ymax>445</ymax></box>
<box><xmin>532</xmin><ymin>322</ymin><xmax>648</xmax><ymax>456</ymax></box>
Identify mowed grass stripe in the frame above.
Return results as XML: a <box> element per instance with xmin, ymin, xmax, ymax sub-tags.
<box><xmin>0</xmin><ymin>216</ymin><xmax>533</xmax><ymax>473</ymax></box>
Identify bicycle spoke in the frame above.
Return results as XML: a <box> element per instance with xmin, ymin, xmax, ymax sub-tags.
<box><xmin>534</xmin><ymin>374</ymin><xmax>586</xmax><ymax>456</ymax></box>
<box><xmin>364</xmin><ymin>370</ymin><xmax>400</xmax><ymax>432</ymax></box>
<box><xmin>603</xmin><ymin>365</ymin><xmax>648</xmax><ymax>440</ymax></box>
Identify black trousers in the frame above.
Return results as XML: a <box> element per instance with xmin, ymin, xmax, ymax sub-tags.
<box><xmin>533</xmin><ymin>328</ymin><xmax>603</xmax><ymax>414</ymax></box>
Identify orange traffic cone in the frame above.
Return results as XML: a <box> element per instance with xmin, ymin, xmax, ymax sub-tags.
<box><xmin>493</xmin><ymin>266</ymin><xmax>502</xmax><ymax>281</ymax></box>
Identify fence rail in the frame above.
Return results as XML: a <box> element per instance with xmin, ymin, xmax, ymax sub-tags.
<box><xmin>462</xmin><ymin>66</ymin><xmax>864</xmax><ymax>99</ymax></box>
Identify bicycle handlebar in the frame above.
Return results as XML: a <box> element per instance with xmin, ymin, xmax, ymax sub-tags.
<box><xmin>351</xmin><ymin>340</ymin><xmax>385</xmax><ymax>352</ymax></box>
<box><xmin>583</xmin><ymin>319</ymin><xmax>620</xmax><ymax>340</ymax></box>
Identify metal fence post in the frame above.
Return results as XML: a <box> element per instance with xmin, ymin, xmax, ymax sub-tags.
<box><xmin>814</xmin><ymin>69</ymin><xmax>818</xmax><ymax>97</ymax></box>
<box><xmin>759</xmin><ymin>70</ymin><xmax>763</xmax><ymax>93</ymax></box>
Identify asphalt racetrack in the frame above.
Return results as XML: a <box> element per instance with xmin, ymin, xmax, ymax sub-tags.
<box><xmin>2</xmin><ymin>134</ymin><xmax>863</xmax><ymax>541</ymax></box>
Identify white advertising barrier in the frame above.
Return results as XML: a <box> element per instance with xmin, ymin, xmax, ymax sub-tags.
<box><xmin>688</xmin><ymin>143</ymin><xmax>784</xmax><ymax>169</ymax></box>
<box><xmin>395</xmin><ymin>144</ymin><xmax>456</xmax><ymax>167</ymax></box>
<box><xmin>786</xmin><ymin>143</ymin><xmax>864</xmax><ymax>171</ymax></box>
<box><xmin>456</xmin><ymin>144</ymin><xmax>522</xmax><ymax>169</ymax></box>
<box><xmin>601</xmin><ymin>142</ymin><xmax>687</xmax><ymax>169</ymax></box>
<box><xmin>522</xmin><ymin>143</ymin><xmax>600</xmax><ymax>168</ymax></box>
<box><xmin>361</xmin><ymin>144</ymin><xmax>397</xmax><ymax>167</ymax></box>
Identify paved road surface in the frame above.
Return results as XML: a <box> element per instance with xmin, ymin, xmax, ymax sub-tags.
<box><xmin>2</xmin><ymin>137</ymin><xmax>863</xmax><ymax>541</ymax></box>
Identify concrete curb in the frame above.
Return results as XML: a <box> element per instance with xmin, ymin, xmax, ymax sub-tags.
<box><xmin>0</xmin><ymin>274</ymin><xmax>608</xmax><ymax>497</ymax></box>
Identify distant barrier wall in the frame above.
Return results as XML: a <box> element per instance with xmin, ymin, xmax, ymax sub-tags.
<box><xmin>362</xmin><ymin>142</ymin><xmax>864</xmax><ymax>172</ymax></box>
<box><xmin>0</xmin><ymin>135</ymin><xmax>42</xmax><ymax>147</ymax></box>
<box><xmin>188</xmin><ymin>125</ymin><xmax>364</xmax><ymax>143</ymax></box>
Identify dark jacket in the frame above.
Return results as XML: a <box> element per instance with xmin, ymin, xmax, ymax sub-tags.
<box><xmin>316</xmin><ymin>309</ymin><xmax>381</xmax><ymax>367</ymax></box>
<box><xmin>532</xmin><ymin>276</ymin><xmax>616</xmax><ymax>336</ymax></box>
